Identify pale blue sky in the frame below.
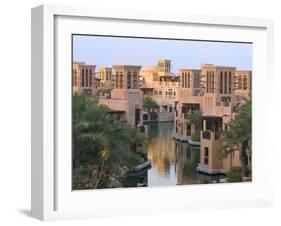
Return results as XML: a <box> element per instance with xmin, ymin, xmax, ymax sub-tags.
<box><xmin>73</xmin><ymin>35</ymin><xmax>252</xmax><ymax>72</ymax></box>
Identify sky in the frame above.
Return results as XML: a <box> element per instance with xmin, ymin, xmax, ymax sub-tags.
<box><xmin>73</xmin><ymin>35</ymin><xmax>252</xmax><ymax>73</ymax></box>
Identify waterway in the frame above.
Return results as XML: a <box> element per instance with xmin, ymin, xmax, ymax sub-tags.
<box><xmin>124</xmin><ymin>122</ymin><xmax>225</xmax><ymax>187</ymax></box>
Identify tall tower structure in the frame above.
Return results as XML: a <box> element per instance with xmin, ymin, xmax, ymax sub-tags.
<box><xmin>157</xmin><ymin>59</ymin><xmax>171</xmax><ymax>77</ymax></box>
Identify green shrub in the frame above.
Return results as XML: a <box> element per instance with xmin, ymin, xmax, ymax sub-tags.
<box><xmin>149</xmin><ymin>112</ymin><xmax>158</xmax><ymax>120</ymax></box>
<box><xmin>191</xmin><ymin>131</ymin><xmax>200</xmax><ymax>142</ymax></box>
<box><xmin>226</xmin><ymin>166</ymin><xmax>242</xmax><ymax>182</ymax></box>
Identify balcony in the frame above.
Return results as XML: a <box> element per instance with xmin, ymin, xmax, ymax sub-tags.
<box><xmin>184</xmin><ymin>113</ymin><xmax>190</xmax><ymax>120</ymax></box>
<box><xmin>222</xmin><ymin>102</ymin><xmax>230</xmax><ymax>107</ymax></box>
<box><xmin>215</xmin><ymin>131</ymin><xmax>220</xmax><ymax>140</ymax></box>
<box><xmin>202</xmin><ymin>130</ymin><xmax>211</xmax><ymax>139</ymax></box>
<box><xmin>201</xmin><ymin>130</ymin><xmax>221</xmax><ymax>141</ymax></box>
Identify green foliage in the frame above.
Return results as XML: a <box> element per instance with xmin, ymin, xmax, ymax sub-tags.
<box><xmin>143</xmin><ymin>96</ymin><xmax>159</xmax><ymax>112</ymax></box>
<box><xmin>186</xmin><ymin>110</ymin><xmax>202</xmax><ymax>131</ymax></box>
<box><xmin>143</xmin><ymin>96</ymin><xmax>159</xmax><ymax>121</ymax></box>
<box><xmin>72</xmin><ymin>93</ymin><xmax>147</xmax><ymax>189</ymax></box>
<box><xmin>226</xmin><ymin>166</ymin><xmax>242</xmax><ymax>182</ymax></box>
<box><xmin>96</xmin><ymin>88</ymin><xmax>111</xmax><ymax>95</ymax></box>
<box><xmin>150</xmin><ymin>112</ymin><xmax>158</xmax><ymax>120</ymax></box>
<box><xmin>222</xmin><ymin>98</ymin><xmax>252</xmax><ymax>177</ymax></box>
<box><xmin>191</xmin><ymin>131</ymin><xmax>200</xmax><ymax>142</ymax></box>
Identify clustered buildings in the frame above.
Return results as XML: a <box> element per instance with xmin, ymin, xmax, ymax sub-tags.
<box><xmin>72</xmin><ymin>59</ymin><xmax>252</xmax><ymax>176</ymax></box>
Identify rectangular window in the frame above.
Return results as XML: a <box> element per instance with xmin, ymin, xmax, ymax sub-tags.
<box><xmin>220</xmin><ymin>72</ymin><xmax>223</xmax><ymax>94</ymax></box>
<box><xmin>224</xmin><ymin>72</ymin><xmax>227</xmax><ymax>94</ymax></box>
<box><xmin>204</xmin><ymin>147</ymin><xmax>209</xmax><ymax>165</ymax></box>
<box><xmin>82</xmin><ymin>69</ymin><xmax>85</xmax><ymax>87</ymax></box>
<box><xmin>85</xmin><ymin>69</ymin><xmax>88</xmax><ymax>86</ymax></box>
<box><xmin>206</xmin><ymin>72</ymin><xmax>209</xmax><ymax>93</ymax></box>
<box><xmin>89</xmin><ymin>69</ymin><xmax>92</xmax><ymax>87</ymax></box>
<box><xmin>229</xmin><ymin>72</ymin><xmax>232</xmax><ymax>94</ymax></box>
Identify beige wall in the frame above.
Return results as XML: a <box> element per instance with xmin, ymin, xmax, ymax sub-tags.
<box><xmin>100</xmin><ymin>89</ymin><xmax>143</xmax><ymax>125</ymax></box>
<box><xmin>72</xmin><ymin>62</ymin><xmax>96</xmax><ymax>95</ymax></box>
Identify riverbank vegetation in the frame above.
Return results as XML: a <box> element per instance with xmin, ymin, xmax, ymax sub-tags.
<box><xmin>223</xmin><ymin>98</ymin><xmax>252</xmax><ymax>179</ymax></box>
<box><xmin>186</xmin><ymin>110</ymin><xmax>202</xmax><ymax>142</ymax></box>
<box><xmin>72</xmin><ymin>93</ymin><xmax>147</xmax><ymax>189</ymax></box>
<box><xmin>143</xmin><ymin>96</ymin><xmax>159</xmax><ymax>120</ymax></box>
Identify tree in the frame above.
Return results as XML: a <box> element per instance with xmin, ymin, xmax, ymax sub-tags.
<box><xmin>222</xmin><ymin>98</ymin><xmax>252</xmax><ymax>178</ymax></box>
<box><xmin>143</xmin><ymin>96</ymin><xmax>159</xmax><ymax>120</ymax></box>
<box><xmin>143</xmin><ymin>96</ymin><xmax>159</xmax><ymax>113</ymax></box>
<box><xmin>72</xmin><ymin>93</ymin><xmax>147</xmax><ymax>189</ymax></box>
<box><xmin>187</xmin><ymin>110</ymin><xmax>202</xmax><ymax>132</ymax></box>
<box><xmin>186</xmin><ymin>110</ymin><xmax>202</xmax><ymax>141</ymax></box>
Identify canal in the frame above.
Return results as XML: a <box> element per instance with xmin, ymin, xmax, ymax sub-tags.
<box><xmin>124</xmin><ymin>122</ymin><xmax>225</xmax><ymax>187</ymax></box>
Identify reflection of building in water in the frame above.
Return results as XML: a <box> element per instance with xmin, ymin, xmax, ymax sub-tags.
<box><xmin>146</xmin><ymin>123</ymin><xmax>176</xmax><ymax>177</ymax></box>
<box><xmin>175</xmin><ymin>142</ymin><xmax>204</xmax><ymax>185</ymax></box>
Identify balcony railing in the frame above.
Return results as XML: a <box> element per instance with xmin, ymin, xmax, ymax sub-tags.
<box><xmin>202</xmin><ymin>130</ymin><xmax>221</xmax><ymax>140</ymax></box>
<box><xmin>222</xmin><ymin>102</ymin><xmax>230</xmax><ymax>107</ymax></box>
<box><xmin>215</xmin><ymin>131</ymin><xmax>220</xmax><ymax>140</ymax></box>
<box><xmin>202</xmin><ymin>130</ymin><xmax>211</xmax><ymax>140</ymax></box>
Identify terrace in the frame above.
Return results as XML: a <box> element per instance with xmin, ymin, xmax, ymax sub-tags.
<box><xmin>201</xmin><ymin>116</ymin><xmax>223</xmax><ymax>141</ymax></box>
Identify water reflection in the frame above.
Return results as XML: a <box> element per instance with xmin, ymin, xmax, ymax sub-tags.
<box><xmin>124</xmin><ymin>122</ymin><xmax>225</xmax><ymax>188</ymax></box>
<box><xmin>147</xmin><ymin>122</ymin><xmax>206</xmax><ymax>186</ymax></box>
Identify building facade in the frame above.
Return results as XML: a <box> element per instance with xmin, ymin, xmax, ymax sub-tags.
<box><xmin>72</xmin><ymin>61</ymin><xmax>96</xmax><ymax>96</ymax></box>
<box><xmin>175</xmin><ymin>64</ymin><xmax>251</xmax><ymax>174</ymax></box>
<box><xmin>98</xmin><ymin>67</ymin><xmax>113</xmax><ymax>89</ymax></box>
<box><xmin>141</xmin><ymin>59</ymin><xmax>180</xmax><ymax>122</ymax></box>
<box><xmin>72</xmin><ymin>61</ymin><xmax>251</xmax><ymax>176</ymax></box>
<box><xmin>99</xmin><ymin>65</ymin><xmax>144</xmax><ymax>126</ymax></box>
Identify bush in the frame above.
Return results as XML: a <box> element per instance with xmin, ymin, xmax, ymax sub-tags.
<box><xmin>149</xmin><ymin>112</ymin><xmax>158</xmax><ymax>120</ymax></box>
<box><xmin>191</xmin><ymin>131</ymin><xmax>200</xmax><ymax>142</ymax></box>
<box><xmin>226</xmin><ymin>166</ymin><xmax>242</xmax><ymax>182</ymax></box>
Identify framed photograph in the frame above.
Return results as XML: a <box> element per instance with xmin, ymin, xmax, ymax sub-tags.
<box><xmin>31</xmin><ymin>4</ymin><xmax>274</xmax><ymax>221</ymax></box>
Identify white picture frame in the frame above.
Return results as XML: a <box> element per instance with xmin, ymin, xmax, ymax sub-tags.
<box><xmin>31</xmin><ymin>4</ymin><xmax>274</xmax><ymax>221</ymax></box>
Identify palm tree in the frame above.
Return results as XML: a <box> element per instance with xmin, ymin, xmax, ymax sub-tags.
<box><xmin>143</xmin><ymin>96</ymin><xmax>159</xmax><ymax>112</ymax></box>
<box><xmin>186</xmin><ymin>110</ymin><xmax>202</xmax><ymax>141</ymax></box>
<box><xmin>187</xmin><ymin>110</ymin><xmax>202</xmax><ymax>132</ymax></box>
<box><xmin>72</xmin><ymin>93</ymin><xmax>147</xmax><ymax>189</ymax></box>
<box><xmin>222</xmin><ymin>98</ymin><xmax>252</xmax><ymax>177</ymax></box>
<box><xmin>143</xmin><ymin>96</ymin><xmax>159</xmax><ymax>120</ymax></box>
